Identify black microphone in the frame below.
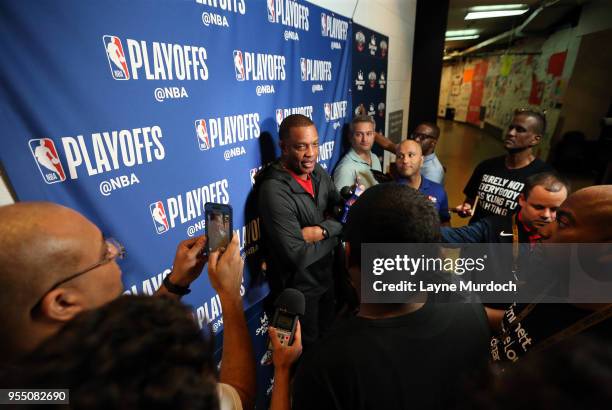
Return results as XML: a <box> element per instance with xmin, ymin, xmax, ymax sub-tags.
<box><xmin>261</xmin><ymin>288</ymin><xmax>305</xmax><ymax>365</ymax></box>
<box><xmin>269</xmin><ymin>288</ymin><xmax>305</xmax><ymax>348</ymax></box>
<box><xmin>340</xmin><ymin>185</ymin><xmax>355</xmax><ymax>200</ymax></box>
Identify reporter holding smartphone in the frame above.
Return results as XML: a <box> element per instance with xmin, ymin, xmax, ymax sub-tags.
<box><xmin>208</xmin><ymin>234</ymin><xmax>256</xmax><ymax>410</ymax></box>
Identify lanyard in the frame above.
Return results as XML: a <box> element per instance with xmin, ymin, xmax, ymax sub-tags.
<box><xmin>511</xmin><ymin>216</ymin><xmax>520</xmax><ymax>275</ymax></box>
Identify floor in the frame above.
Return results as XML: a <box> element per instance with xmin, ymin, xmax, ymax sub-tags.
<box><xmin>435</xmin><ymin>119</ymin><xmax>505</xmax><ymax>227</ymax></box>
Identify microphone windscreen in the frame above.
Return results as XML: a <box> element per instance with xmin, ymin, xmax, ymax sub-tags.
<box><xmin>274</xmin><ymin>288</ymin><xmax>306</xmax><ymax>315</ymax></box>
<box><xmin>340</xmin><ymin>185</ymin><xmax>354</xmax><ymax>200</ymax></box>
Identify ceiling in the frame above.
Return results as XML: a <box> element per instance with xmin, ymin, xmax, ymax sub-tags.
<box><xmin>445</xmin><ymin>0</ymin><xmax>587</xmax><ymax>55</ymax></box>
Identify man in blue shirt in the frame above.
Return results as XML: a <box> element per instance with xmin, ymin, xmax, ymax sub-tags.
<box><xmin>413</xmin><ymin>123</ymin><xmax>445</xmax><ymax>184</ymax></box>
<box><xmin>374</xmin><ymin>122</ymin><xmax>445</xmax><ymax>184</ymax></box>
<box><xmin>395</xmin><ymin>139</ymin><xmax>450</xmax><ymax>226</ymax></box>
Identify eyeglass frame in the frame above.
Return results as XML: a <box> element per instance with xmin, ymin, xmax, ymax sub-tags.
<box><xmin>31</xmin><ymin>237</ymin><xmax>125</xmax><ymax>311</ymax></box>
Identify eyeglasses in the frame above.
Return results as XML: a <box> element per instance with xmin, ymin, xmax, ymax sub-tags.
<box><xmin>31</xmin><ymin>238</ymin><xmax>125</xmax><ymax>311</ymax></box>
<box><xmin>410</xmin><ymin>132</ymin><xmax>437</xmax><ymax>141</ymax></box>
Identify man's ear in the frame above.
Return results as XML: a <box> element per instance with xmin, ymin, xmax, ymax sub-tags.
<box><xmin>518</xmin><ymin>193</ymin><xmax>526</xmax><ymax>208</ymax></box>
<box><xmin>40</xmin><ymin>287</ymin><xmax>85</xmax><ymax>323</ymax></box>
<box><xmin>531</xmin><ymin>133</ymin><xmax>542</xmax><ymax>146</ymax></box>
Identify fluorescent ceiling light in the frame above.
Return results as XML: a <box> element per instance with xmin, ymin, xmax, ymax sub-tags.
<box><xmin>445</xmin><ymin>29</ymin><xmax>479</xmax><ymax>37</ymax></box>
<box><xmin>470</xmin><ymin>4</ymin><xmax>527</xmax><ymax>12</ymax></box>
<box><xmin>445</xmin><ymin>34</ymin><xmax>480</xmax><ymax>41</ymax></box>
<box><xmin>465</xmin><ymin>9</ymin><xmax>528</xmax><ymax>19</ymax></box>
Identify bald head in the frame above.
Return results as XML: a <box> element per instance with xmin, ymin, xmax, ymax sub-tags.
<box><xmin>395</xmin><ymin>139</ymin><xmax>424</xmax><ymax>179</ymax></box>
<box><xmin>567</xmin><ymin>185</ymin><xmax>612</xmax><ymax>240</ymax></box>
<box><xmin>0</xmin><ymin>202</ymin><xmax>120</xmax><ymax>360</ymax></box>
<box><xmin>0</xmin><ymin>203</ymin><xmax>95</xmax><ymax>295</ymax></box>
<box><xmin>540</xmin><ymin>185</ymin><xmax>612</xmax><ymax>243</ymax></box>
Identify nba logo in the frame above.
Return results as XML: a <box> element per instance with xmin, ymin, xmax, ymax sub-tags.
<box><xmin>195</xmin><ymin>119</ymin><xmax>210</xmax><ymax>150</ymax></box>
<box><xmin>149</xmin><ymin>201</ymin><xmax>169</xmax><ymax>234</ymax></box>
<box><xmin>28</xmin><ymin>138</ymin><xmax>66</xmax><ymax>184</ymax></box>
<box><xmin>300</xmin><ymin>58</ymin><xmax>307</xmax><ymax>81</ymax></box>
<box><xmin>102</xmin><ymin>35</ymin><xmax>129</xmax><ymax>80</ymax></box>
<box><xmin>324</xmin><ymin>103</ymin><xmax>331</xmax><ymax>122</ymax></box>
<box><xmin>321</xmin><ymin>13</ymin><xmax>327</xmax><ymax>36</ymax></box>
<box><xmin>233</xmin><ymin>50</ymin><xmax>245</xmax><ymax>81</ymax></box>
<box><xmin>275</xmin><ymin>109</ymin><xmax>284</xmax><ymax>129</ymax></box>
<box><xmin>267</xmin><ymin>0</ymin><xmax>276</xmax><ymax>22</ymax></box>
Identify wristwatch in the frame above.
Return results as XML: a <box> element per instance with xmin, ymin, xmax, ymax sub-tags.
<box><xmin>320</xmin><ymin>226</ymin><xmax>329</xmax><ymax>239</ymax></box>
<box><xmin>163</xmin><ymin>274</ymin><xmax>191</xmax><ymax>295</ymax></box>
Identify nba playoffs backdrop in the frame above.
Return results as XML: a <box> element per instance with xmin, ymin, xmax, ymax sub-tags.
<box><xmin>1</xmin><ymin>0</ymin><xmax>358</xmax><ymax>404</ymax></box>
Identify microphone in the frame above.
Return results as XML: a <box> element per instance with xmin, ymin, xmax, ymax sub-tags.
<box><xmin>269</xmin><ymin>288</ymin><xmax>305</xmax><ymax>348</ymax></box>
<box><xmin>340</xmin><ymin>185</ymin><xmax>355</xmax><ymax>200</ymax></box>
<box><xmin>339</xmin><ymin>184</ymin><xmax>365</xmax><ymax>224</ymax></box>
<box><xmin>261</xmin><ymin>288</ymin><xmax>305</xmax><ymax>365</ymax></box>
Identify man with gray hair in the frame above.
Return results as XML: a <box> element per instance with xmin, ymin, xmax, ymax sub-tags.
<box><xmin>333</xmin><ymin>114</ymin><xmax>382</xmax><ymax>190</ymax></box>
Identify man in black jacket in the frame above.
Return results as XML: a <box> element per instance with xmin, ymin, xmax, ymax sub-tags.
<box><xmin>256</xmin><ymin>114</ymin><xmax>343</xmax><ymax>347</ymax></box>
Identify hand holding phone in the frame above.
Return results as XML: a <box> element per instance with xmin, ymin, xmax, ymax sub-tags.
<box><xmin>205</xmin><ymin>203</ymin><xmax>233</xmax><ymax>254</ymax></box>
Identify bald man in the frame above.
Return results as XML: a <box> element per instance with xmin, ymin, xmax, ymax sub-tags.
<box><xmin>395</xmin><ymin>139</ymin><xmax>451</xmax><ymax>226</ymax></box>
<box><xmin>0</xmin><ymin>202</ymin><xmax>208</xmax><ymax>362</ymax></box>
<box><xmin>490</xmin><ymin>185</ymin><xmax>612</xmax><ymax>364</ymax></box>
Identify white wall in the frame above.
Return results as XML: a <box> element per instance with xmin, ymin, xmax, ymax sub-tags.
<box><xmin>307</xmin><ymin>0</ymin><xmax>417</xmax><ymax>169</ymax></box>
<box><xmin>0</xmin><ymin>168</ymin><xmax>14</xmax><ymax>205</ymax></box>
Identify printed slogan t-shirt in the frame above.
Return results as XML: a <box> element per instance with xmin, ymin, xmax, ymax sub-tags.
<box><xmin>463</xmin><ymin>156</ymin><xmax>552</xmax><ymax>223</ymax></box>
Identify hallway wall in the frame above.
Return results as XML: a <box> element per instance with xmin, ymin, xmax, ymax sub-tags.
<box><xmin>438</xmin><ymin>28</ymin><xmax>581</xmax><ymax>160</ymax></box>
<box><xmin>438</xmin><ymin>0</ymin><xmax>612</xmax><ymax>161</ymax></box>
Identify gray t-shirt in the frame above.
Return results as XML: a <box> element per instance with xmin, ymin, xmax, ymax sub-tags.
<box><xmin>333</xmin><ymin>148</ymin><xmax>382</xmax><ymax>189</ymax></box>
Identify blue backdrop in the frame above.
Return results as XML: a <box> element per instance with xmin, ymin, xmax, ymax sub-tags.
<box><xmin>0</xmin><ymin>0</ymin><xmax>353</xmax><ymax>406</ymax></box>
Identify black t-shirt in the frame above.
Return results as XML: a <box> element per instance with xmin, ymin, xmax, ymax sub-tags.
<box><xmin>293</xmin><ymin>299</ymin><xmax>490</xmax><ymax>410</ymax></box>
<box><xmin>490</xmin><ymin>303</ymin><xmax>612</xmax><ymax>364</ymax></box>
<box><xmin>463</xmin><ymin>156</ymin><xmax>552</xmax><ymax>223</ymax></box>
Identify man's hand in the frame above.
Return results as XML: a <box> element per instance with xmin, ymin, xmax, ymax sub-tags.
<box><xmin>455</xmin><ymin>202</ymin><xmax>474</xmax><ymax>218</ymax></box>
<box><xmin>168</xmin><ymin>235</ymin><xmax>208</xmax><ymax>287</ymax></box>
<box><xmin>208</xmin><ymin>234</ymin><xmax>244</xmax><ymax>298</ymax></box>
<box><xmin>269</xmin><ymin>321</ymin><xmax>303</xmax><ymax>371</ymax></box>
<box><xmin>301</xmin><ymin>226</ymin><xmax>324</xmax><ymax>243</ymax></box>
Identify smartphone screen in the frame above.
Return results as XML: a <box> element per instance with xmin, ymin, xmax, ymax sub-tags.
<box><xmin>205</xmin><ymin>203</ymin><xmax>233</xmax><ymax>253</ymax></box>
